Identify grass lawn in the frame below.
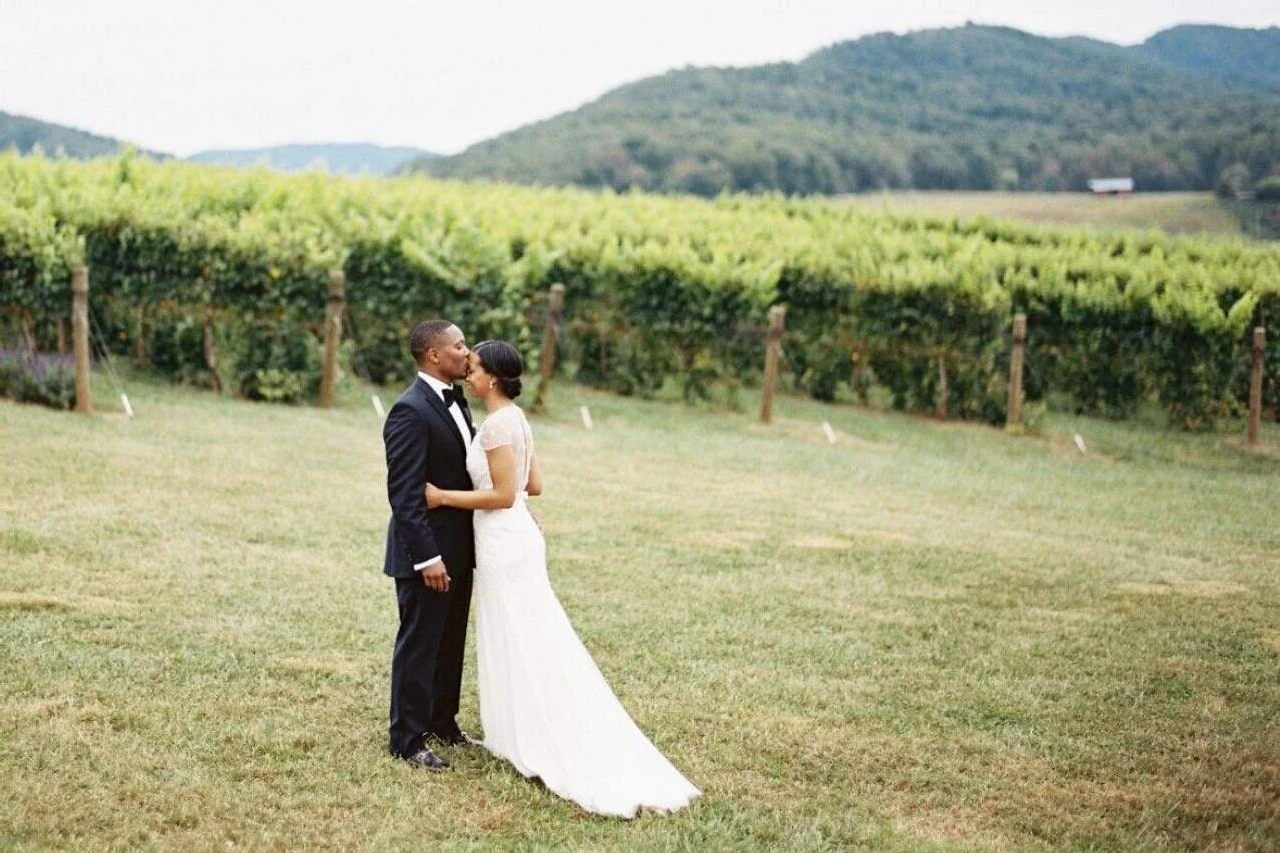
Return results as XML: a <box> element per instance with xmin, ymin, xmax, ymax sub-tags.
<box><xmin>843</xmin><ymin>192</ymin><xmax>1245</xmax><ymax>238</ymax></box>
<box><xmin>1</xmin><ymin>372</ymin><xmax>1278</xmax><ymax>851</ymax></box>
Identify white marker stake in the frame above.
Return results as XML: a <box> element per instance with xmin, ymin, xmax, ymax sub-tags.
<box><xmin>580</xmin><ymin>405</ymin><xmax>594</xmax><ymax>431</ymax></box>
<box><xmin>821</xmin><ymin>421</ymin><xmax>836</xmax><ymax>444</ymax></box>
<box><xmin>1073</xmin><ymin>433</ymin><xmax>1087</xmax><ymax>453</ymax></box>
<box><xmin>371</xmin><ymin>394</ymin><xmax>386</xmax><ymax>419</ymax></box>
<box><xmin>119</xmin><ymin>393</ymin><xmax>134</xmax><ymax>418</ymax></box>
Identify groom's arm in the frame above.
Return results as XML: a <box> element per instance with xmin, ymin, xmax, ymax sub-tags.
<box><xmin>383</xmin><ymin>401</ymin><xmax>442</xmax><ymax>571</ymax></box>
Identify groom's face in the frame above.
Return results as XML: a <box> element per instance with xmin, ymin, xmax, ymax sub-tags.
<box><xmin>429</xmin><ymin>325</ymin><xmax>470</xmax><ymax>381</ymax></box>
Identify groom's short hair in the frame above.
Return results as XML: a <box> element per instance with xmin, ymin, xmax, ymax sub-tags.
<box><xmin>410</xmin><ymin>320</ymin><xmax>455</xmax><ymax>365</ymax></box>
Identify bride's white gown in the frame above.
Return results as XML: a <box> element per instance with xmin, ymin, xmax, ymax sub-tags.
<box><xmin>466</xmin><ymin>404</ymin><xmax>700</xmax><ymax>818</ymax></box>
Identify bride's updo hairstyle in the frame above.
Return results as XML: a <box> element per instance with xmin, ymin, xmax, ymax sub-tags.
<box><xmin>474</xmin><ymin>340</ymin><xmax>524</xmax><ymax>399</ymax></box>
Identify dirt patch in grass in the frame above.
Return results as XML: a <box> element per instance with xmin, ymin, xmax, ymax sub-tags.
<box><xmin>865</xmin><ymin>610</ymin><xmax>919</xmax><ymax>627</ymax></box>
<box><xmin>0</xmin><ymin>591</ymin><xmax>131</xmax><ymax>612</ymax></box>
<box><xmin>1115</xmin><ymin>580</ymin><xmax>1248</xmax><ymax>598</ymax></box>
<box><xmin>1156</xmin><ymin>655</ymin><xmax>1215</xmax><ymax>674</ymax></box>
<box><xmin>276</xmin><ymin>657</ymin><xmax>362</xmax><ymax>678</ymax></box>
<box><xmin>793</xmin><ymin>535</ymin><xmax>854</xmax><ymax>550</ymax></box>
<box><xmin>0</xmin><ymin>697</ymin><xmax>80</xmax><ymax>720</ymax></box>
<box><xmin>891</xmin><ymin>812</ymin><xmax>1026</xmax><ymax>853</ymax></box>
<box><xmin>0</xmin><ymin>591</ymin><xmax>72</xmax><ymax>610</ymax></box>
<box><xmin>1024</xmin><ymin>606</ymin><xmax>1096</xmax><ymax>623</ymax></box>
<box><xmin>680</xmin><ymin>529</ymin><xmax>767</xmax><ymax>550</ymax></box>
<box><xmin>1163</xmin><ymin>734</ymin><xmax>1280</xmax><ymax>850</ymax></box>
<box><xmin>903</xmin><ymin>584</ymin><xmax>965</xmax><ymax>600</ymax></box>
<box><xmin>855</xmin><ymin>529</ymin><xmax>915</xmax><ymax>543</ymax></box>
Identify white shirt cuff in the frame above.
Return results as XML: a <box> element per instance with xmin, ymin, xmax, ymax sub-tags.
<box><xmin>414</xmin><ymin>556</ymin><xmax>443</xmax><ymax>571</ymax></box>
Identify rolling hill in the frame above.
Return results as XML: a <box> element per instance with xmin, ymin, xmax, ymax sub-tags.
<box><xmin>0</xmin><ymin>110</ymin><xmax>160</xmax><ymax>159</ymax></box>
<box><xmin>186</xmin><ymin>143</ymin><xmax>437</xmax><ymax>176</ymax></box>
<box><xmin>0</xmin><ymin>115</ymin><xmax>434</xmax><ymax>177</ymax></box>
<box><xmin>410</xmin><ymin>24</ymin><xmax>1280</xmax><ymax>196</ymax></box>
<box><xmin>1136</xmin><ymin>24</ymin><xmax>1280</xmax><ymax>91</ymax></box>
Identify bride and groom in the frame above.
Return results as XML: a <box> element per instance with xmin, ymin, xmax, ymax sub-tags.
<box><xmin>381</xmin><ymin>320</ymin><xmax>700</xmax><ymax>818</ymax></box>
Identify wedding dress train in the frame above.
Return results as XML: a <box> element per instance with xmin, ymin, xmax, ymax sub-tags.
<box><xmin>467</xmin><ymin>404</ymin><xmax>700</xmax><ymax>818</ymax></box>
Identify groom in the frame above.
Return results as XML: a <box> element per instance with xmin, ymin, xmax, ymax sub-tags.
<box><xmin>383</xmin><ymin>320</ymin><xmax>476</xmax><ymax>770</ymax></box>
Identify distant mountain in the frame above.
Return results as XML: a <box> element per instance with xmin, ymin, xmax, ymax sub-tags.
<box><xmin>187</xmin><ymin>143</ymin><xmax>438</xmax><ymax>176</ymax></box>
<box><xmin>1137</xmin><ymin>24</ymin><xmax>1280</xmax><ymax>91</ymax></box>
<box><xmin>408</xmin><ymin>24</ymin><xmax>1280</xmax><ymax>195</ymax></box>
<box><xmin>0</xmin><ymin>110</ymin><xmax>161</xmax><ymax>159</ymax></box>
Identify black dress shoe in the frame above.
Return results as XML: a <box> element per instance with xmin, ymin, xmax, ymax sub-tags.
<box><xmin>425</xmin><ymin>727</ymin><xmax>477</xmax><ymax>747</ymax></box>
<box><xmin>399</xmin><ymin>748</ymin><xmax>449</xmax><ymax>771</ymax></box>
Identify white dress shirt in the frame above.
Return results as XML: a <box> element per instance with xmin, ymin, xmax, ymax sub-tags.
<box><xmin>419</xmin><ymin>371</ymin><xmax>472</xmax><ymax>448</ymax></box>
<box><xmin>413</xmin><ymin>371</ymin><xmax>471</xmax><ymax>572</ymax></box>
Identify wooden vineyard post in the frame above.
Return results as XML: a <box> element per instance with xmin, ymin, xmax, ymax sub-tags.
<box><xmin>936</xmin><ymin>352</ymin><xmax>949</xmax><ymax>420</ymax></box>
<box><xmin>200</xmin><ymin>273</ymin><xmax>222</xmax><ymax>393</ymax></box>
<box><xmin>319</xmin><ymin>270</ymin><xmax>345</xmax><ymax>408</ymax></box>
<box><xmin>135</xmin><ymin>306</ymin><xmax>148</xmax><ymax>368</ymax></box>
<box><xmin>1247</xmin><ymin>326</ymin><xmax>1265</xmax><ymax>446</ymax></box>
<box><xmin>72</xmin><ymin>265</ymin><xmax>92</xmax><ymax>414</ymax></box>
<box><xmin>20</xmin><ymin>315</ymin><xmax>36</xmax><ymax>354</ymax></box>
<box><xmin>57</xmin><ymin>318</ymin><xmax>66</xmax><ymax>354</ymax></box>
<box><xmin>531</xmin><ymin>283</ymin><xmax>566</xmax><ymax>414</ymax></box>
<box><xmin>760</xmin><ymin>304</ymin><xmax>786</xmax><ymax>424</ymax></box>
<box><xmin>203</xmin><ymin>305</ymin><xmax>221</xmax><ymax>394</ymax></box>
<box><xmin>1006</xmin><ymin>313</ymin><xmax>1027</xmax><ymax>430</ymax></box>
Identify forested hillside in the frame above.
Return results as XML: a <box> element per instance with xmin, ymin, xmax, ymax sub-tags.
<box><xmin>1136</xmin><ymin>24</ymin><xmax>1280</xmax><ymax>91</ymax></box>
<box><xmin>0</xmin><ymin>110</ymin><xmax>157</xmax><ymax>160</ymax></box>
<box><xmin>412</xmin><ymin>24</ymin><xmax>1280</xmax><ymax>196</ymax></box>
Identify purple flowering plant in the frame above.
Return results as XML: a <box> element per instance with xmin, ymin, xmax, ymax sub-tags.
<box><xmin>0</xmin><ymin>347</ymin><xmax>76</xmax><ymax>410</ymax></box>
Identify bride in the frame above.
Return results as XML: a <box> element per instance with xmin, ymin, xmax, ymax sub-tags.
<box><xmin>425</xmin><ymin>340</ymin><xmax>700</xmax><ymax>819</ymax></box>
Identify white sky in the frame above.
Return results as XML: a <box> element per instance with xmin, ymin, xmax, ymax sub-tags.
<box><xmin>2</xmin><ymin>0</ymin><xmax>1277</xmax><ymax>157</ymax></box>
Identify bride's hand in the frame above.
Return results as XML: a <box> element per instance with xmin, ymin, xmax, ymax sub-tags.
<box><xmin>425</xmin><ymin>483</ymin><xmax>444</xmax><ymax>509</ymax></box>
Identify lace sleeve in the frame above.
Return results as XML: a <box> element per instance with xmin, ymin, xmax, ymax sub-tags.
<box><xmin>478</xmin><ymin>412</ymin><xmax>516</xmax><ymax>451</ymax></box>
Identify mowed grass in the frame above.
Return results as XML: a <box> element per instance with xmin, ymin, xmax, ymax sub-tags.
<box><xmin>1</xmin><ymin>372</ymin><xmax>1278</xmax><ymax>852</ymax></box>
<box><xmin>844</xmin><ymin>192</ymin><xmax>1244</xmax><ymax>237</ymax></box>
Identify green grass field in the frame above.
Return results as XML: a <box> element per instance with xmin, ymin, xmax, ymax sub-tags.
<box><xmin>2</xmin><ymin>374</ymin><xmax>1278</xmax><ymax>851</ymax></box>
<box><xmin>843</xmin><ymin>192</ymin><xmax>1245</xmax><ymax>237</ymax></box>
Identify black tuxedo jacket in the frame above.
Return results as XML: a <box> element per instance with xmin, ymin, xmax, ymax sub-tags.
<box><xmin>382</xmin><ymin>376</ymin><xmax>476</xmax><ymax>578</ymax></box>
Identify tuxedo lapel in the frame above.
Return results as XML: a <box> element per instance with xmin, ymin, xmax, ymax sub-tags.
<box><xmin>415</xmin><ymin>376</ymin><xmax>468</xmax><ymax>452</ymax></box>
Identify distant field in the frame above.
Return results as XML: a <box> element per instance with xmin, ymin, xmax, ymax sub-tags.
<box><xmin>845</xmin><ymin>191</ymin><xmax>1244</xmax><ymax>237</ymax></box>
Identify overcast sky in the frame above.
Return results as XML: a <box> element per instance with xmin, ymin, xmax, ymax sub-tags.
<box><xmin>2</xmin><ymin>0</ymin><xmax>1277</xmax><ymax>157</ymax></box>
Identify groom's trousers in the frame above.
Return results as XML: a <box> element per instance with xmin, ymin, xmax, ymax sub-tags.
<box><xmin>389</xmin><ymin>567</ymin><xmax>474</xmax><ymax>757</ymax></box>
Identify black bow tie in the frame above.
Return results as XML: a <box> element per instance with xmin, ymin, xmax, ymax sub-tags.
<box><xmin>441</xmin><ymin>387</ymin><xmax>462</xmax><ymax>407</ymax></box>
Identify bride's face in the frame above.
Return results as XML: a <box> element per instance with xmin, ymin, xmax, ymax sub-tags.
<box><xmin>464</xmin><ymin>352</ymin><xmax>492</xmax><ymax>395</ymax></box>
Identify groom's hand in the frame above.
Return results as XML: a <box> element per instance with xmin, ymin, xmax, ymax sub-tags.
<box><xmin>423</xmin><ymin>561</ymin><xmax>451</xmax><ymax>593</ymax></box>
